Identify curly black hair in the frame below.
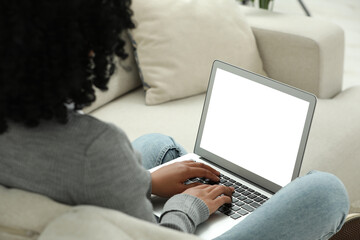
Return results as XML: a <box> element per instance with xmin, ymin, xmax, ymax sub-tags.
<box><xmin>0</xmin><ymin>0</ymin><xmax>135</xmax><ymax>134</ymax></box>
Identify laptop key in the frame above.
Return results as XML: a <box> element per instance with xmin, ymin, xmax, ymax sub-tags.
<box><xmin>235</xmin><ymin>201</ymin><xmax>245</xmax><ymax>207</ymax></box>
<box><xmin>243</xmin><ymin>199</ymin><xmax>253</xmax><ymax>204</ymax></box>
<box><xmin>242</xmin><ymin>205</ymin><xmax>255</xmax><ymax>212</ymax></box>
<box><xmin>250</xmin><ymin>202</ymin><xmax>261</xmax><ymax>208</ymax></box>
<box><xmin>242</xmin><ymin>191</ymin><xmax>251</xmax><ymax>196</ymax></box>
<box><xmin>232</xmin><ymin>192</ymin><xmax>241</xmax><ymax>197</ymax></box>
<box><xmin>231</xmin><ymin>205</ymin><xmax>240</xmax><ymax>211</ymax></box>
<box><xmin>219</xmin><ymin>179</ymin><xmax>227</xmax><ymax>183</ymax></box>
<box><xmin>204</xmin><ymin>179</ymin><xmax>218</xmax><ymax>185</ymax></box>
<box><xmin>224</xmin><ymin>210</ymin><xmax>236</xmax><ymax>216</ymax></box>
<box><xmin>219</xmin><ymin>208</ymin><xmax>230</xmax><ymax>215</ymax></box>
<box><xmin>237</xmin><ymin>195</ymin><xmax>247</xmax><ymax>201</ymax></box>
<box><xmin>260</xmin><ymin>194</ymin><xmax>269</xmax><ymax>199</ymax></box>
<box><xmin>235</xmin><ymin>182</ymin><xmax>242</xmax><ymax>186</ymax></box>
<box><xmin>248</xmin><ymin>194</ymin><xmax>257</xmax><ymax>199</ymax></box>
<box><xmin>254</xmin><ymin>197</ymin><xmax>263</xmax><ymax>202</ymax></box>
<box><xmin>224</xmin><ymin>203</ymin><xmax>232</xmax><ymax>208</ymax></box>
<box><xmin>221</xmin><ymin>209</ymin><xmax>231</xmax><ymax>215</ymax></box>
<box><xmin>236</xmin><ymin>188</ymin><xmax>245</xmax><ymax>193</ymax></box>
<box><xmin>222</xmin><ymin>182</ymin><xmax>232</xmax><ymax>187</ymax></box>
<box><xmin>223</xmin><ymin>176</ymin><xmax>230</xmax><ymax>180</ymax></box>
<box><xmin>218</xmin><ymin>205</ymin><xmax>228</xmax><ymax>212</ymax></box>
<box><xmin>237</xmin><ymin>209</ymin><xmax>249</xmax><ymax>216</ymax></box>
<box><xmin>230</xmin><ymin>213</ymin><xmax>242</xmax><ymax>220</ymax></box>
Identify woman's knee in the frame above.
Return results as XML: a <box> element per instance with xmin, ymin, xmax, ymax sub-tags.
<box><xmin>303</xmin><ymin>171</ymin><xmax>349</xmax><ymax>229</ymax></box>
<box><xmin>306</xmin><ymin>171</ymin><xmax>349</xmax><ymax>206</ymax></box>
<box><xmin>132</xmin><ymin>133</ymin><xmax>187</xmax><ymax>169</ymax></box>
<box><xmin>133</xmin><ymin>133</ymin><xmax>186</xmax><ymax>154</ymax></box>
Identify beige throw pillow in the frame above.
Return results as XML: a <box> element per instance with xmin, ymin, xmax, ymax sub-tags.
<box><xmin>130</xmin><ymin>0</ymin><xmax>267</xmax><ymax>105</ymax></box>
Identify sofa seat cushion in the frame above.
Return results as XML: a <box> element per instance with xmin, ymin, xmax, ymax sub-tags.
<box><xmin>39</xmin><ymin>206</ymin><xmax>201</xmax><ymax>240</ymax></box>
<box><xmin>90</xmin><ymin>88</ymin><xmax>206</xmax><ymax>152</ymax></box>
<box><xmin>301</xmin><ymin>86</ymin><xmax>360</xmax><ymax>213</ymax></box>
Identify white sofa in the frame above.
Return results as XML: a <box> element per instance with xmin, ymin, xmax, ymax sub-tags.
<box><xmin>1</xmin><ymin>6</ymin><xmax>359</xmax><ymax>240</ymax></box>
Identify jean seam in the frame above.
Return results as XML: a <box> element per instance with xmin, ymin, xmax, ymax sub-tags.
<box><xmin>169</xmin><ymin>136</ymin><xmax>187</xmax><ymax>156</ymax></box>
<box><xmin>317</xmin><ymin>231</ymin><xmax>335</xmax><ymax>240</ymax></box>
<box><xmin>156</xmin><ymin>145</ymin><xmax>182</xmax><ymax>165</ymax></box>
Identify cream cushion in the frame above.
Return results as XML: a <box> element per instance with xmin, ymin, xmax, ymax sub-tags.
<box><xmin>130</xmin><ymin>0</ymin><xmax>267</xmax><ymax>105</ymax></box>
<box><xmin>0</xmin><ymin>185</ymin><xmax>201</xmax><ymax>240</ymax></box>
<box><xmin>39</xmin><ymin>206</ymin><xmax>201</xmax><ymax>240</ymax></box>
<box><xmin>0</xmin><ymin>185</ymin><xmax>70</xmax><ymax>240</ymax></box>
<box><xmin>83</xmin><ymin>32</ymin><xmax>142</xmax><ymax>113</ymax></box>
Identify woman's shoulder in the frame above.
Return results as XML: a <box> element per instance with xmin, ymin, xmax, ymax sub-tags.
<box><xmin>69</xmin><ymin>112</ymin><xmax>130</xmax><ymax>147</ymax></box>
<box><xmin>69</xmin><ymin>111</ymin><xmax>108</xmax><ymax>128</ymax></box>
<box><xmin>1</xmin><ymin>112</ymin><xmax>130</xmax><ymax>154</ymax></box>
<box><xmin>70</xmin><ymin>112</ymin><xmax>126</xmax><ymax>137</ymax></box>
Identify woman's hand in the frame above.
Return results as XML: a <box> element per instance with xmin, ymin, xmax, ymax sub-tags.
<box><xmin>183</xmin><ymin>185</ymin><xmax>234</xmax><ymax>215</ymax></box>
<box><xmin>151</xmin><ymin>161</ymin><xmax>220</xmax><ymax>198</ymax></box>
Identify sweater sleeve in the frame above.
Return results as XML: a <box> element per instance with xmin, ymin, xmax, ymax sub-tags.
<box><xmin>160</xmin><ymin>194</ymin><xmax>210</xmax><ymax>233</ymax></box>
<box><xmin>82</xmin><ymin>123</ymin><xmax>210</xmax><ymax>233</ymax></box>
<box><xmin>82</xmin><ymin>124</ymin><xmax>157</xmax><ymax>223</ymax></box>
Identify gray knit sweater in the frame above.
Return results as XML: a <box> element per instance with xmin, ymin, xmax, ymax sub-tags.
<box><xmin>0</xmin><ymin>112</ymin><xmax>209</xmax><ymax>233</ymax></box>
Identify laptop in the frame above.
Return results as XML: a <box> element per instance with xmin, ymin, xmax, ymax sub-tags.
<box><xmin>151</xmin><ymin>60</ymin><xmax>317</xmax><ymax>239</ymax></box>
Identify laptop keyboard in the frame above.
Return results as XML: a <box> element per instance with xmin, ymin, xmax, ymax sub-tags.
<box><xmin>186</xmin><ymin>173</ymin><xmax>269</xmax><ymax>220</ymax></box>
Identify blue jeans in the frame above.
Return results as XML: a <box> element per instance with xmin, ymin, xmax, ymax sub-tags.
<box><xmin>132</xmin><ymin>134</ymin><xmax>350</xmax><ymax>240</ymax></box>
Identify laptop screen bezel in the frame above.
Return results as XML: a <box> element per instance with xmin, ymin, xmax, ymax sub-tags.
<box><xmin>194</xmin><ymin>60</ymin><xmax>317</xmax><ymax>193</ymax></box>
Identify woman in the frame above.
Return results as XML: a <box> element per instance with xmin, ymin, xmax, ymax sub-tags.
<box><xmin>0</xmin><ymin>1</ymin><xmax>349</xmax><ymax>239</ymax></box>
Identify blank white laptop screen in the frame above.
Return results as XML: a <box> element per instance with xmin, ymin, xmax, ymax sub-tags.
<box><xmin>200</xmin><ymin>68</ymin><xmax>310</xmax><ymax>187</ymax></box>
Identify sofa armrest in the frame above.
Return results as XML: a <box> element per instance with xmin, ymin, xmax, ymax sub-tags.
<box><xmin>242</xmin><ymin>7</ymin><xmax>344</xmax><ymax>99</ymax></box>
<box><xmin>0</xmin><ymin>185</ymin><xmax>70</xmax><ymax>240</ymax></box>
<box><xmin>39</xmin><ymin>206</ymin><xmax>202</xmax><ymax>240</ymax></box>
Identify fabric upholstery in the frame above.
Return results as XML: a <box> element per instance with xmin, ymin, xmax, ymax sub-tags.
<box><xmin>0</xmin><ymin>185</ymin><xmax>70</xmax><ymax>240</ymax></box>
<box><xmin>90</xmin><ymin>88</ymin><xmax>204</xmax><ymax>152</ymax></box>
<box><xmin>300</xmin><ymin>86</ymin><xmax>360</xmax><ymax>213</ymax></box>
<box><xmin>39</xmin><ymin>206</ymin><xmax>201</xmax><ymax>240</ymax></box>
<box><xmin>83</xmin><ymin>32</ymin><xmax>142</xmax><ymax>113</ymax></box>
<box><xmin>242</xmin><ymin>7</ymin><xmax>344</xmax><ymax>99</ymax></box>
<box><xmin>130</xmin><ymin>0</ymin><xmax>266</xmax><ymax>105</ymax></box>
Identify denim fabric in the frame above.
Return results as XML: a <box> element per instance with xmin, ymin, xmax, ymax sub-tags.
<box><xmin>132</xmin><ymin>133</ymin><xmax>187</xmax><ymax>170</ymax></box>
<box><xmin>132</xmin><ymin>134</ymin><xmax>350</xmax><ymax>240</ymax></box>
<box><xmin>214</xmin><ymin>171</ymin><xmax>349</xmax><ymax>240</ymax></box>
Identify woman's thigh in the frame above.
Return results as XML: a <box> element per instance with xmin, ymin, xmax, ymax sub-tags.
<box><xmin>214</xmin><ymin>171</ymin><xmax>349</xmax><ymax>240</ymax></box>
<box><xmin>132</xmin><ymin>133</ymin><xmax>187</xmax><ymax>170</ymax></box>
